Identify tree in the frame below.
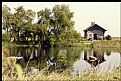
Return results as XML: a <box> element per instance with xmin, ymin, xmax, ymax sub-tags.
<box><xmin>37</xmin><ymin>4</ymin><xmax>81</xmax><ymax>47</ymax></box>
<box><xmin>37</xmin><ymin>8</ymin><xmax>51</xmax><ymax>46</ymax></box>
<box><xmin>20</xmin><ymin>9</ymin><xmax>36</xmax><ymax>42</ymax></box>
<box><xmin>11</xmin><ymin>6</ymin><xmax>36</xmax><ymax>42</ymax></box>
<box><xmin>60</xmin><ymin>30</ymin><xmax>81</xmax><ymax>45</ymax></box>
<box><xmin>2</xmin><ymin>5</ymin><xmax>12</xmax><ymax>34</ymax></box>
<box><xmin>10</xmin><ymin>6</ymin><xmax>26</xmax><ymax>42</ymax></box>
<box><xmin>2</xmin><ymin>5</ymin><xmax>13</xmax><ymax>42</ymax></box>
<box><xmin>51</xmin><ymin>4</ymin><xmax>74</xmax><ymax>40</ymax></box>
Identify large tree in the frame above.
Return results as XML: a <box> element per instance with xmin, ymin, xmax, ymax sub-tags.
<box><xmin>51</xmin><ymin>4</ymin><xmax>74</xmax><ymax>39</ymax></box>
<box><xmin>11</xmin><ymin>6</ymin><xmax>36</xmax><ymax>42</ymax></box>
<box><xmin>37</xmin><ymin>4</ymin><xmax>82</xmax><ymax>47</ymax></box>
<box><xmin>37</xmin><ymin>4</ymin><xmax>76</xmax><ymax>44</ymax></box>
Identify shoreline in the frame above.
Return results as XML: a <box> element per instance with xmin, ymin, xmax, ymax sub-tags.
<box><xmin>2</xmin><ymin>40</ymin><xmax>121</xmax><ymax>48</ymax></box>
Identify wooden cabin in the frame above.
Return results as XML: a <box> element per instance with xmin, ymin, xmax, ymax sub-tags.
<box><xmin>83</xmin><ymin>22</ymin><xmax>107</xmax><ymax>40</ymax></box>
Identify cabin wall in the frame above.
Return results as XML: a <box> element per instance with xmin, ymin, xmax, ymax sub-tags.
<box><xmin>87</xmin><ymin>31</ymin><xmax>93</xmax><ymax>39</ymax></box>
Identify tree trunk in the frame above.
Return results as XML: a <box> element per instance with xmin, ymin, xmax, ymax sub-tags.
<box><xmin>17</xmin><ymin>31</ymin><xmax>19</xmax><ymax>42</ymax></box>
<box><xmin>9</xmin><ymin>33</ymin><xmax>12</xmax><ymax>42</ymax></box>
<box><xmin>33</xmin><ymin>34</ymin><xmax>36</xmax><ymax>45</ymax></box>
<box><xmin>16</xmin><ymin>29</ymin><xmax>20</xmax><ymax>43</ymax></box>
<box><xmin>13</xmin><ymin>34</ymin><xmax>16</xmax><ymax>42</ymax></box>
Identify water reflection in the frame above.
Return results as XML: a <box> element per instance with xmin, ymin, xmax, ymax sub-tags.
<box><xmin>7</xmin><ymin>47</ymin><xmax>120</xmax><ymax>75</ymax></box>
<box><xmin>73</xmin><ymin>48</ymin><xmax>120</xmax><ymax>75</ymax></box>
<box><xmin>83</xmin><ymin>49</ymin><xmax>106</xmax><ymax>67</ymax></box>
<box><xmin>8</xmin><ymin>47</ymin><xmax>82</xmax><ymax>73</ymax></box>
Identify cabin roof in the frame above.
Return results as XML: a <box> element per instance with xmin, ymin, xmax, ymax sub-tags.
<box><xmin>83</xmin><ymin>24</ymin><xmax>107</xmax><ymax>31</ymax></box>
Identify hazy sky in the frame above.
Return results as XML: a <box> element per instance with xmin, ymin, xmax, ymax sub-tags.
<box><xmin>2</xmin><ymin>2</ymin><xmax>120</xmax><ymax>37</ymax></box>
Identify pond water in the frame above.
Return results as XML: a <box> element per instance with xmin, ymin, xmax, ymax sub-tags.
<box><xmin>4</xmin><ymin>46</ymin><xmax>120</xmax><ymax>75</ymax></box>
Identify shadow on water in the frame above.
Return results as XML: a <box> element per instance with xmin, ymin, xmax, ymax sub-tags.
<box><xmin>6</xmin><ymin>47</ymin><xmax>120</xmax><ymax>75</ymax></box>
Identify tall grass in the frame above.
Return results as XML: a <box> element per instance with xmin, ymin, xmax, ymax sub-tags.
<box><xmin>93</xmin><ymin>40</ymin><xmax>121</xmax><ymax>48</ymax></box>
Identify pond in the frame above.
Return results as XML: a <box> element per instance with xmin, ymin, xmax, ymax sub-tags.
<box><xmin>4</xmin><ymin>46</ymin><xmax>121</xmax><ymax>75</ymax></box>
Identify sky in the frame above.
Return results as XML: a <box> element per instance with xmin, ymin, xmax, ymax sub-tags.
<box><xmin>2</xmin><ymin>2</ymin><xmax>121</xmax><ymax>37</ymax></box>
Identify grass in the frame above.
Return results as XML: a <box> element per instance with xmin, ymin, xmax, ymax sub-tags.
<box><xmin>2</xmin><ymin>40</ymin><xmax>121</xmax><ymax>48</ymax></box>
<box><xmin>2</xmin><ymin>64</ymin><xmax>121</xmax><ymax>80</ymax></box>
<box><xmin>2</xmin><ymin>47</ymin><xmax>121</xmax><ymax>81</ymax></box>
<box><xmin>92</xmin><ymin>40</ymin><xmax>121</xmax><ymax>48</ymax></box>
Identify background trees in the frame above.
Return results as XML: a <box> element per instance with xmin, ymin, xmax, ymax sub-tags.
<box><xmin>2</xmin><ymin>4</ymin><xmax>82</xmax><ymax>47</ymax></box>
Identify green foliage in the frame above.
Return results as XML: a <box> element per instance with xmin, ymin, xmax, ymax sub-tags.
<box><xmin>47</xmin><ymin>35</ymin><xmax>56</xmax><ymax>47</ymax></box>
<box><xmin>57</xmin><ymin>53</ymin><xmax>67</xmax><ymax>62</ymax></box>
<box><xmin>54</xmin><ymin>41</ymin><xmax>62</xmax><ymax>47</ymax></box>
<box><xmin>2</xmin><ymin>5</ymin><xmax>12</xmax><ymax>33</ymax></box>
<box><xmin>106</xmin><ymin>35</ymin><xmax>112</xmax><ymax>40</ymax></box>
<box><xmin>2</xmin><ymin>4</ymin><xmax>82</xmax><ymax>47</ymax></box>
<box><xmin>2</xmin><ymin>32</ymin><xmax>10</xmax><ymax>42</ymax></box>
<box><xmin>59</xmin><ymin>30</ymin><xmax>82</xmax><ymax>46</ymax></box>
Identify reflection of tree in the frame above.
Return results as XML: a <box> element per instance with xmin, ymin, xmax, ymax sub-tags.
<box><xmin>45</xmin><ymin>47</ymin><xmax>83</xmax><ymax>73</ymax></box>
<box><xmin>9</xmin><ymin>47</ymin><xmax>20</xmax><ymax>56</ymax></box>
<box><xmin>66</xmin><ymin>47</ymin><xmax>82</xmax><ymax>65</ymax></box>
<box><xmin>8</xmin><ymin>47</ymin><xmax>83</xmax><ymax>73</ymax></box>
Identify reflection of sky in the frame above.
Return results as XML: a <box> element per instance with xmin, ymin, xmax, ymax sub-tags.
<box><xmin>98</xmin><ymin>52</ymin><xmax>120</xmax><ymax>71</ymax></box>
<box><xmin>72</xmin><ymin>50</ymin><xmax>91</xmax><ymax>75</ymax></box>
<box><xmin>72</xmin><ymin>50</ymin><xmax>120</xmax><ymax>75</ymax></box>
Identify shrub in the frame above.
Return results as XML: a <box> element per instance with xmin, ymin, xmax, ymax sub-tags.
<box><xmin>105</xmin><ymin>35</ymin><xmax>112</xmax><ymax>40</ymax></box>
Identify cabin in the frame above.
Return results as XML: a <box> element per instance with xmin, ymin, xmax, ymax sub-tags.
<box><xmin>83</xmin><ymin>49</ymin><xmax>106</xmax><ymax>67</ymax></box>
<box><xmin>83</xmin><ymin>22</ymin><xmax>107</xmax><ymax>40</ymax></box>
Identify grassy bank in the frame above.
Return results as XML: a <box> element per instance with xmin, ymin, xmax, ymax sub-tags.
<box><xmin>64</xmin><ymin>40</ymin><xmax>121</xmax><ymax>48</ymax></box>
<box><xmin>2</xmin><ymin>40</ymin><xmax>121</xmax><ymax>48</ymax></box>
<box><xmin>2</xmin><ymin>41</ymin><xmax>92</xmax><ymax>48</ymax></box>
<box><xmin>92</xmin><ymin>40</ymin><xmax>121</xmax><ymax>48</ymax></box>
<box><xmin>63</xmin><ymin>41</ymin><xmax>93</xmax><ymax>48</ymax></box>
<box><xmin>2</xmin><ymin>41</ymin><xmax>38</xmax><ymax>48</ymax></box>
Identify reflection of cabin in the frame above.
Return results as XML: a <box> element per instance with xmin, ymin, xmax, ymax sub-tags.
<box><xmin>83</xmin><ymin>49</ymin><xmax>105</xmax><ymax>67</ymax></box>
<box><xmin>83</xmin><ymin>22</ymin><xmax>107</xmax><ymax>40</ymax></box>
